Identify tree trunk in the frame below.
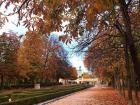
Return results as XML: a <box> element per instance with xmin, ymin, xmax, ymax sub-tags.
<box><xmin>118</xmin><ymin>1</ymin><xmax>139</xmax><ymax>104</ymax></box>
<box><xmin>121</xmin><ymin>72</ymin><xmax>126</xmax><ymax>97</ymax></box>
<box><xmin>114</xmin><ymin>71</ymin><xmax>118</xmax><ymax>89</ymax></box>
<box><xmin>119</xmin><ymin>0</ymin><xmax>140</xmax><ymax>82</ymax></box>
<box><xmin>0</xmin><ymin>74</ymin><xmax>4</xmax><ymax>88</ymax></box>
<box><xmin>131</xmin><ymin>68</ymin><xmax>139</xmax><ymax>105</ymax></box>
<box><xmin>124</xmin><ymin>41</ymin><xmax>133</xmax><ymax>105</ymax></box>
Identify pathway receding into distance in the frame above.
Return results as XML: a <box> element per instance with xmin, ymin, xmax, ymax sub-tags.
<box><xmin>45</xmin><ymin>87</ymin><xmax>127</xmax><ymax>105</ymax></box>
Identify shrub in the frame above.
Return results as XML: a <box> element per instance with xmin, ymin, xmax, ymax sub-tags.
<box><xmin>0</xmin><ymin>85</ymin><xmax>89</xmax><ymax>105</ymax></box>
<box><xmin>0</xmin><ymin>96</ymin><xmax>9</xmax><ymax>103</ymax></box>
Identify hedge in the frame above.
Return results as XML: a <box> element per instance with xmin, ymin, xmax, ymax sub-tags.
<box><xmin>12</xmin><ymin>85</ymin><xmax>82</xmax><ymax>99</ymax></box>
<box><xmin>0</xmin><ymin>96</ymin><xmax>9</xmax><ymax>103</ymax></box>
<box><xmin>0</xmin><ymin>85</ymin><xmax>89</xmax><ymax>105</ymax></box>
<box><xmin>0</xmin><ymin>85</ymin><xmax>77</xmax><ymax>101</ymax></box>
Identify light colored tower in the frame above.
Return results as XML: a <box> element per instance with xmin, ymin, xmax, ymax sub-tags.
<box><xmin>77</xmin><ymin>66</ymin><xmax>82</xmax><ymax>78</ymax></box>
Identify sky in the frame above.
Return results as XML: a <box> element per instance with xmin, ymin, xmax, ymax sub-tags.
<box><xmin>0</xmin><ymin>4</ymin><xmax>27</xmax><ymax>35</ymax></box>
<box><xmin>0</xmin><ymin>14</ymin><xmax>28</xmax><ymax>35</ymax></box>
<box><xmin>50</xmin><ymin>32</ymin><xmax>88</xmax><ymax>72</ymax></box>
<box><xmin>0</xmin><ymin>4</ymin><xmax>88</xmax><ymax>72</ymax></box>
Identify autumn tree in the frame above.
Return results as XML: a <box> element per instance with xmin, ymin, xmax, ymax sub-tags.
<box><xmin>68</xmin><ymin>67</ymin><xmax>78</xmax><ymax>80</ymax></box>
<box><xmin>44</xmin><ymin>50</ymin><xmax>77</xmax><ymax>82</ymax></box>
<box><xmin>2</xmin><ymin>0</ymin><xmax>140</xmax><ymax>77</ymax></box>
<box><xmin>18</xmin><ymin>31</ymin><xmax>44</xmax><ymax>84</ymax></box>
<box><xmin>1</xmin><ymin>0</ymin><xmax>140</xmax><ymax>104</ymax></box>
<box><xmin>0</xmin><ymin>32</ymin><xmax>20</xmax><ymax>88</ymax></box>
<box><xmin>17</xmin><ymin>32</ymin><xmax>72</xmax><ymax>85</ymax></box>
<box><xmin>53</xmin><ymin>56</ymin><xmax>70</xmax><ymax>81</ymax></box>
<box><xmin>82</xmin><ymin>73</ymin><xmax>93</xmax><ymax>79</ymax></box>
<box><xmin>2</xmin><ymin>0</ymin><xmax>139</xmax><ymax>83</ymax></box>
<box><xmin>83</xmin><ymin>27</ymin><xmax>136</xmax><ymax>104</ymax></box>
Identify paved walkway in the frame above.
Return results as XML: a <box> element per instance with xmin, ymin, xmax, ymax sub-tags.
<box><xmin>46</xmin><ymin>87</ymin><xmax>127</xmax><ymax>105</ymax></box>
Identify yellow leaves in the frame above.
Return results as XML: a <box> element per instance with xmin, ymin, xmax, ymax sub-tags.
<box><xmin>94</xmin><ymin>0</ymin><xmax>104</xmax><ymax>12</ymax></box>
<box><xmin>95</xmin><ymin>0</ymin><xmax>117</xmax><ymax>11</ymax></box>
<box><xmin>17</xmin><ymin>31</ymin><xmax>45</xmax><ymax>78</ymax></box>
<box><xmin>85</xmin><ymin>0</ymin><xmax>115</xmax><ymax>29</ymax></box>
<box><xmin>86</xmin><ymin>7</ymin><xmax>96</xmax><ymax>28</ymax></box>
<box><xmin>82</xmin><ymin>73</ymin><xmax>93</xmax><ymax>79</ymax></box>
<box><xmin>17</xmin><ymin>46</ymin><xmax>30</xmax><ymax>77</ymax></box>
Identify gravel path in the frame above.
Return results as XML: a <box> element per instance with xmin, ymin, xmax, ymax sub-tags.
<box><xmin>46</xmin><ymin>87</ymin><xmax>127</xmax><ymax>105</ymax></box>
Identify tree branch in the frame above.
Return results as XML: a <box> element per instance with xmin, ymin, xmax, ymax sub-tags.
<box><xmin>126</xmin><ymin>0</ymin><xmax>132</xmax><ymax>7</ymax></box>
<box><xmin>17</xmin><ymin>0</ymin><xmax>30</xmax><ymax>20</ymax></box>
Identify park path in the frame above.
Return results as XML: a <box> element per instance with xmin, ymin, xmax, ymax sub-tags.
<box><xmin>45</xmin><ymin>87</ymin><xmax>128</xmax><ymax>105</ymax></box>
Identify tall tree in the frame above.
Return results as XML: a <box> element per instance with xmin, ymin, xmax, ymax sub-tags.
<box><xmin>2</xmin><ymin>0</ymin><xmax>139</xmax><ymax>81</ymax></box>
<box><xmin>0</xmin><ymin>32</ymin><xmax>20</xmax><ymax>88</ymax></box>
<box><xmin>17</xmin><ymin>31</ymin><xmax>44</xmax><ymax>83</ymax></box>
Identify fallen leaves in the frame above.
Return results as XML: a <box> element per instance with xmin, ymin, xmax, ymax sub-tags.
<box><xmin>47</xmin><ymin>87</ymin><xmax>128</xmax><ymax>105</ymax></box>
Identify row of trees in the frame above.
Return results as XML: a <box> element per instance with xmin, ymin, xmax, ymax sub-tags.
<box><xmin>0</xmin><ymin>31</ymin><xmax>77</xmax><ymax>89</ymax></box>
<box><xmin>81</xmin><ymin>1</ymin><xmax>140</xmax><ymax>105</ymax></box>
<box><xmin>0</xmin><ymin>0</ymin><xmax>140</xmax><ymax>104</ymax></box>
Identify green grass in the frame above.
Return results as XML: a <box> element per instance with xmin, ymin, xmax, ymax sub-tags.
<box><xmin>0</xmin><ymin>84</ymin><xmax>91</xmax><ymax>105</ymax></box>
